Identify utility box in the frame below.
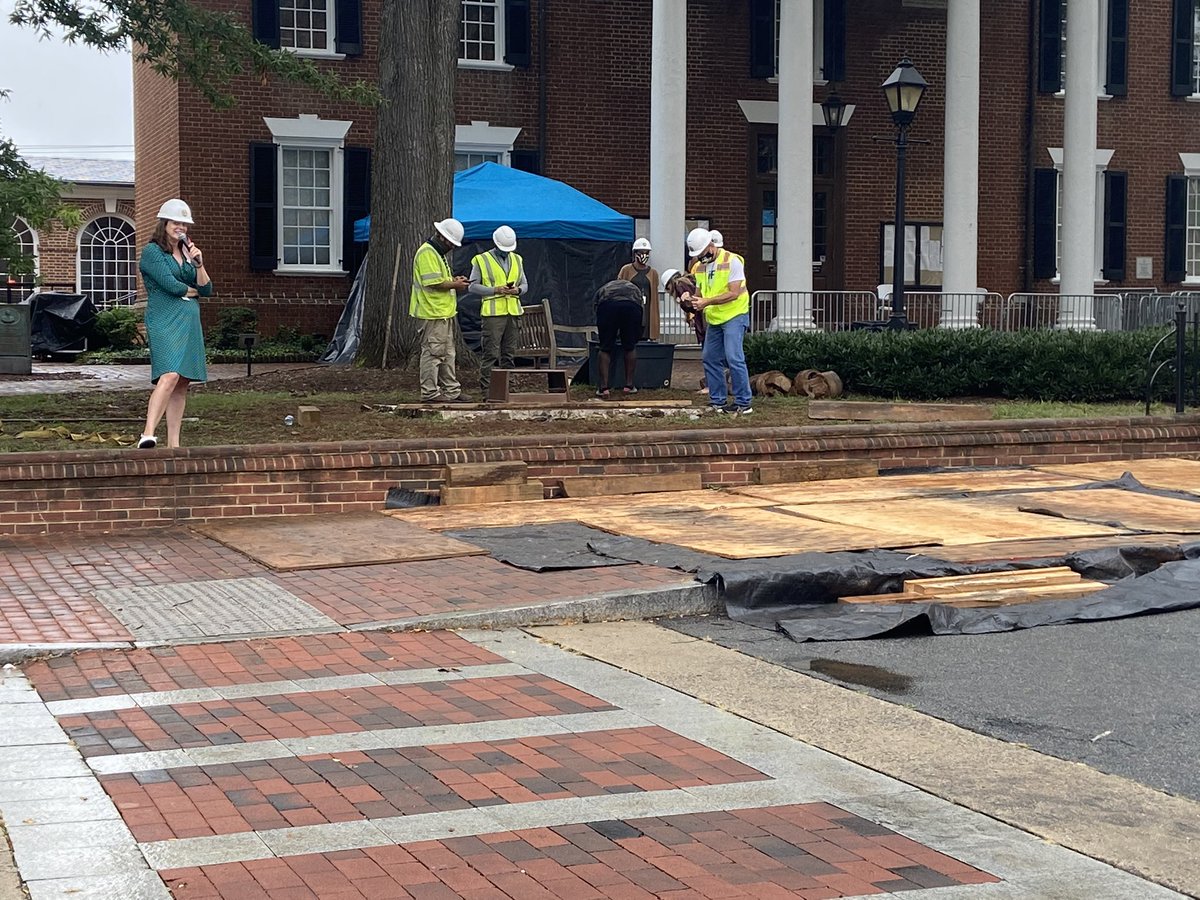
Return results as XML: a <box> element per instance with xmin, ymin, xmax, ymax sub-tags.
<box><xmin>0</xmin><ymin>302</ymin><xmax>32</xmax><ymax>375</ymax></box>
<box><xmin>585</xmin><ymin>339</ymin><xmax>675</xmax><ymax>389</ymax></box>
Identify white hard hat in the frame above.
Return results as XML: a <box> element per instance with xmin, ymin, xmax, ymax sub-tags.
<box><xmin>492</xmin><ymin>225</ymin><xmax>517</xmax><ymax>252</ymax></box>
<box><xmin>661</xmin><ymin>268</ymin><xmax>680</xmax><ymax>285</ymax></box>
<box><xmin>710</xmin><ymin>230</ymin><xmax>724</xmax><ymax>248</ymax></box>
<box><xmin>156</xmin><ymin>198</ymin><xmax>194</xmax><ymax>224</ymax></box>
<box><xmin>633</xmin><ymin>237</ymin><xmax>652</xmax><ymax>251</ymax></box>
<box><xmin>434</xmin><ymin>218</ymin><xmax>464</xmax><ymax>247</ymax></box>
<box><xmin>686</xmin><ymin>227</ymin><xmax>713</xmax><ymax>258</ymax></box>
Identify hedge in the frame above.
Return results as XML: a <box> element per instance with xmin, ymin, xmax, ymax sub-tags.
<box><xmin>743</xmin><ymin>327</ymin><xmax>1192</xmax><ymax>402</ymax></box>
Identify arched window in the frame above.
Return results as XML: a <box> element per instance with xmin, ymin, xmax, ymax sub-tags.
<box><xmin>77</xmin><ymin>215</ymin><xmax>137</xmax><ymax>309</ymax></box>
<box><xmin>1</xmin><ymin>217</ymin><xmax>38</xmax><ymax>297</ymax></box>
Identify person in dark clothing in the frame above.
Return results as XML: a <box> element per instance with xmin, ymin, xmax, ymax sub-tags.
<box><xmin>593</xmin><ymin>279</ymin><xmax>645</xmax><ymax>397</ymax></box>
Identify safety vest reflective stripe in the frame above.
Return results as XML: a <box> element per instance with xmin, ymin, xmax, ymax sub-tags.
<box><xmin>475</xmin><ymin>251</ymin><xmax>524</xmax><ymax>317</ymax></box>
<box><xmin>409</xmin><ymin>242</ymin><xmax>456</xmax><ymax>319</ymax></box>
<box><xmin>695</xmin><ymin>249</ymin><xmax>750</xmax><ymax>326</ymax></box>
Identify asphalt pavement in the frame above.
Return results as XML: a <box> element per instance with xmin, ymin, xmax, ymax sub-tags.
<box><xmin>664</xmin><ymin>607</ymin><xmax>1200</xmax><ymax>802</ymax></box>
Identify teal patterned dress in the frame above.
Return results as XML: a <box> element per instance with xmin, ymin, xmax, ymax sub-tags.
<box><xmin>139</xmin><ymin>242</ymin><xmax>212</xmax><ymax>383</ymax></box>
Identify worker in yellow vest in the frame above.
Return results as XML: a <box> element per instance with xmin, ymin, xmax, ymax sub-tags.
<box><xmin>411</xmin><ymin>218</ymin><xmax>470</xmax><ymax>403</ymax></box>
<box><xmin>710</xmin><ymin>230</ymin><xmax>744</xmax><ymax>266</ymax></box>
<box><xmin>684</xmin><ymin>227</ymin><xmax>752</xmax><ymax>415</ymax></box>
<box><xmin>469</xmin><ymin>225</ymin><xmax>528</xmax><ymax>395</ymax></box>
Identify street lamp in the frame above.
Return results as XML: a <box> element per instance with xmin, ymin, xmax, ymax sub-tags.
<box><xmin>881</xmin><ymin>58</ymin><xmax>927</xmax><ymax>330</ymax></box>
<box><xmin>820</xmin><ymin>91</ymin><xmax>848</xmax><ymax>131</ymax></box>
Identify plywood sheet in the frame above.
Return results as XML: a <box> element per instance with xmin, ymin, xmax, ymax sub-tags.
<box><xmin>1036</xmin><ymin>458</ymin><xmax>1200</xmax><ymax>495</ymax></box>
<box><xmin>574</xmin><ymin>506</ymin><xmax>923</xmax><ymax>559</ymax></box>
<box><xmin>733</xmin><ymin>469</ymin><xmax>1093</xmax><ymax>505</ymax></box>
<box><xmin>193</xmin><ymin>513</ymin><xmax>487</xmax><ymax>571</ymax></box>
<box><xmin>894</xmin><ymin>532</ymin><xmax>1200</xmax><ymax>563</ymax></box>
<box><xmin>984</xmin><ymin>488</ymin><xmax>1200</xmax><ymax>534</ymax></box>
<box><xmin>778</xmin><ymin>496</ymin><xmax>1126</xmax><ymax>546</ymax></box>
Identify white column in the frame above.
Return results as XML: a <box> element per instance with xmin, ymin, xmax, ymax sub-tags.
<box><xmin>1058</xmin><ymin>0</ymin><xmax>1099</xmax><ymax>329</ymax></box>
<box><xmin>940</xmin><ymin>0</ymin><xmax>981</xmax><ymax>328</ymax></box>
<box><xmin>649</xmin><ymin>0</ymin><xmax>687</xmax><ymax>301</ymax></box>
<box><xmin>772</xmin><ymin>0</ymin><xmax>816</xmax><ymax>330</ymax></box>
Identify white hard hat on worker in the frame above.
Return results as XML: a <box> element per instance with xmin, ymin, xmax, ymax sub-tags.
<box><xmin>493</xmin><ymin>225</ymin><xmax>517</xmax><ymax>252</ymax></box>
<box><xmin>687</xmin><ymin>227</ymin><xmax>714</xmax><ymax>258</ymax></box>
<box><xmin>157</xmin><ymin>199</ymin><xmax>194</xmax><ymax>224</ymax></box>
<box><xmin>434</xmin><ymin>218</ymin><xmax>464</xmax><ymax>247</ymax></box>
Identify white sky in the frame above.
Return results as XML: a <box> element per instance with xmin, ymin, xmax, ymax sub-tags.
<box><xmin>0</xmin><ymin>1</ymin><xmax>133</xmax><ymax>159</ymax></box>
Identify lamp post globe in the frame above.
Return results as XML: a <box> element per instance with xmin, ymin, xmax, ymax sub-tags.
<box><xmin>821</xmin><ymin>91</ymin><xmax>848</xmax><ymax>131</ymax></box>
<box><xmin>881</xmin><ymin>57</ymin><xmax>927</xmax><ymax>127</ymax></box>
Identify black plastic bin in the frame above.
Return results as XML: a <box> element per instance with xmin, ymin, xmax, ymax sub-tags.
<box><xmin>582</xmin><ymin>339</ymin><xmax>675</xmax><ymax>389</ymax></box>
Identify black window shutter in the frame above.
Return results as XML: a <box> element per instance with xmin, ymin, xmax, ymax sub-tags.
<box><xmin>335</xmin><ymin>0</ymin><xmax>362</xmax><ymax>56</ymax></box>
<box><xmin>342</xmin><ymin>147</ymin><xmax>371</xmax><ymax>276</ymax></box>
<box><xmin>1171</xmin><ymin>0</ymin><xmax>1196</xmax><ymax>96</ymax></box>
<box><xmin>1102</xmin><ymin>170</ymin><xmax>1127</xmax><ymax>281</ymax></box>
<box><xmin>252</xmin><ymin>0</ymin><xmax>280</xmax><ymax>49</ymax></box>
<box><xmin>1038</xmin><ymin>0</ymin><xmax>1063</xmax><ymax>94</ymax></box>
<box><xmin>749</xmin><ymin>0</ymin><xmax>776</xmax><ymax>79</ymax></box>
<box><xmin>1105</xmin><ymin>0</ymin><xmax>1127</xmax><ymax>96</ymax></box>
<box><xmin>504</xmin><ymin>0</ymin><xmax>531</xmax><ymax>67</ymax></box>
<box><xmin>822</xmin><ymin>0</ymin><xmax>846</xmax><ymax>82</ymax></box>
<box><xmin>1033</xmin><ymin>167</ymin><xmax>1059</xmax><ymax>279</ymax></box>
<box><xmin>1165</xmin><ymin>174</ymin><xmax>1189</xmax><ymax>283</ymax></box>
<box><xmin>249</xmin><ymin>143</ymin><xmax>278</xmax><ymax>272</ymax></box>
<box><xmin>510</xmin><ymin>149</ymin><xmax>541</xmax><ymax>174</ymax></box>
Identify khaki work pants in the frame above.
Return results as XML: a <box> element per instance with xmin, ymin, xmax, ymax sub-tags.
<box><xmin>418</xmin><ymin>317</ymin><xmax>462</xmax><ymax>401</ymax></box>
<box><xmin>479</xmin><ymin>314</ymin><xmax>520</xmax><ymax>392</ymax></box>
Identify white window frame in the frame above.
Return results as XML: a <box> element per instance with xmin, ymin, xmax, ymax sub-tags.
<box><xmin>1193</xmin><ymin>0</ymin><xmax>1200</xmax><ymax>98</ymax></box>
<box><xmin>77</xmin><ymin>213</ymin><xmax>137</xmax><ymax>309</ymax></box>
<box><xmin>1048</xmin><ymin>147</ymin><xmax>1114</xmax><ymax>284</ymax></box>
<box><xmin>278</xmin><ymin>0</ymin><xmax>344</xmax><ymax>59</ymax></box>
<box><xmin>264</xmin><ymin>115</ymin><xmax>352</xmax><ymax>276</ymax></box>
<box><xmin>769</xmin><ymin>0</ymin><xmax>826</xmax><ymax>84</ymax></box>
<box><xmin>1182</xmin><ymin>153</ymin><xmax>1200</xmax><ymax>282</ymax></box>
<box><xmin>2</xmin><ymin>217</ymin><xmax>39</xmax><ymax>288</ymax></box>
<box><xmin>1056</xmin><ymin>0</ymin><xmax>1112</xmax><ymax>99</ymax></box>
<box><xmin>454</xmin><ymin>121</ymin><xmax>521</xmax><ymax>169</ymax></box>
<box><xmin>458</xmin><ymin>0</ymin><xmax>512</xmax><ymax>71</ymax></box>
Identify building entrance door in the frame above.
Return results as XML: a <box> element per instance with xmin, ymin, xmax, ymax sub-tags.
<box><xmin>746</xmin><ymin>127</ymin><xmax>842</xmax><ymax>294</ymax></box>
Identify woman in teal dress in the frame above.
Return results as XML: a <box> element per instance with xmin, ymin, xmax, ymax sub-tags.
<box><xmin>138</xmin><ymin>198</ymin><xmax>213</xmax><ymax>449</ymax></box>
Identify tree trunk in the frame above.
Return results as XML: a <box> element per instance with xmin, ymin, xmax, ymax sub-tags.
<box><xmin>359</xmin><ymin>0</ymin><xmax>459</xmax><ymax>368</ymax></box>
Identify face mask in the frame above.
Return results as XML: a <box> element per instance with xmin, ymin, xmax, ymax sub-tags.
<box><xmin>634</xmin><ymin>252</ymin><xmax>650</xmax><ymax>265</ymax></box>
<box><xmin>698</xmin><ymin>251</ymin><xmax>716</xmax><ymax>265</ymax></box>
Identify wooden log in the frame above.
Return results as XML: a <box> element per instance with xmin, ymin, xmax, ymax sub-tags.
<box><xmin>904</xmin><ymin>566</ymin><xmax>1080</xmax><ymax>596</ymax></box>
<box><xmin>440</xmin><ymin>482</ymin><xmax>544</xmax><ymax>506</ymax></box>
<box><xmin>762</xmin><ymin>371</ymin><xmax>792</xmax><ymax>396</ymax></box>
<box><xmin>755</xmin><ymin>459</ymin><xmax>879</xmax><ymax>485</ymax></box>
<box><xmin>561</xmin><ymin>472</ymin><xmax>702</xmax><ymax>498</ymax></box>
<box><xmin>807</xmin><ymin>399</ymin><xmax>994</xmax><ymax>422</ymax></box>
<box><xmin>296</xmin><ymin>406</ymin><xmax>321</xmax><ymax>426</ymax></box>
<box><xmin>802</xmin><ymin>371</ymin><xmax>844</xmax><ymax>399</ymax></box>
<box><xmin>443</xmin><ymin>461</ymin><xmax>528</xmax><ymax>486</ymax></box>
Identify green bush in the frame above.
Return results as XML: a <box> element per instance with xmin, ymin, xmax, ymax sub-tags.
<box><xmin>743</xmin><ymin>327</ymin><xmax>1189</xmax><ymax>402</ymax></box>
<box><xmin>207</xmin><ymin>307</ymin><xmax>258</xmax><ymax>350</ymax></box>
<box><xmin>93</xmin><ymin>307</ymin><xmax>143</xmax><ymax>350</ymax></box>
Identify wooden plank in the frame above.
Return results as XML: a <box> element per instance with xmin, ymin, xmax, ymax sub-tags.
<box><xmin>755</xmin><ymin>459</ymin><xmax>879</xmax><ymax>485</ymax></box>
<box><xmin>837</xmin><ymin>591</ymin><xmax>926</xmax><ymax>605</ymax></box>
<box><xmin>191</xmin><ymin>513</ymin><xmax>487</xmax><ymax>571</ymax></box>
<box><xmin>440</xmin><ymin>482</ymin><xmax>545</xmax><ymax>506</ymax></box>
<box><xmin>807</xmin><ymin>400</ymin><xmax>994</xmax><ymax>422</ymax></box>
<box><xmin>777</xmin><ymin>496</ymin><xmax>1126</xmax><ymax>545</ymax></box>
<box><xmin>981</xmin><ymin>488</ymin><xmax>1200</xmax><ymax>534</ymax></box>
<box><xmin>732</xmin><ymin>469</ymin><xmax>1092</xmax><ymax>504</ymax></box>
<box><xmin>903</xmin><ymin>566</ymin><xmax>1080</xmax><ymax>595</ymax></box>
<box><xmin>560</xmin><ymin>472</ymin><xmax>702</xmax><ymax>498</ymax></box>
<box><xmin>443</xmin><ymin>462</ymin><xmax>528</xmax><ymax>486</ymax></box>
<box><xmin>897</xmin><ymin>532</ymin><xmax>1200</xmax><ymax>563</ymax></box>
<box><xmin>932</xmin><ymin>581</ymin><xmax>1108</xmax><ymax>607</ymax></box>
<box><xmin>1036</xmin><ymin>458</ymin><xmax>1200</xmax><ymax>496</ymax></box>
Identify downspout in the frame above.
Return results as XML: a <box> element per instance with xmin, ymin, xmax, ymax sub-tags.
<box><xmin>538</xmin><ymin>0</ymin><xmax>549</xmax><ymax>172</ymax></box>
<box><xmin>1021</xmin><ymin>0</ymin><xmax>1037</xmax><ymax>291</ymax></box>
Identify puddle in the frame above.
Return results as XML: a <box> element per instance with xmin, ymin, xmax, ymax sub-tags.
<box><xmin>808</xmin><ymin>658</ymin><xmax>914</xmax><ymax>695</ymax></box>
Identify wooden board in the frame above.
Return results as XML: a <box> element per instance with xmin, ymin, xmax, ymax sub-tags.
<box><xmin>927</xmin><ymin>582</ymin><xmax>1108</xmax><ymax>607</ymax></box>
<box><xmin>807</xmin><ymin>400</ymin><xmax>994</xmax><ymax>422</ymax></box>
<box><xmin>733</xmin><ymin>469</ymin><xmax>1093</xmax><ymax>505</ymax></box>
<box><xmin>894</xmin><ymin>532</ymin><xmax>1200</xmax><ymax>563</ymax></box>
<box><xmin>755</xmin><ymin>459</ymin><xmax>879</xmax><ymax>485</ymax></box>
<box><xmin>192</xmin><ymin>513</ymin><xmax>487</xmax><ymax>571</ymax></box>
<box><xmin>560</xmin><ymin>472</ymin><xmax>702</xmax><ymax>498</ymax></box>
<box><xmin>903</xmin><ymin>566</ymin><xmax>1080</xmax><ymax>595</ymax></box>
<box><xmin>1036</xmin><ymin>458</ymin><xmax>1200</xmax><ymax>496</ymax></box>
<box><xmin>444</xmin><ymin>461</ymin><xmax>528</xmax><ymax>486</ymax></box>
<box><xmin>981</xmin><ymin>488</ymin><xmax>1200</xmax><ymax>534</ymax></box>
<box><xmin>574</xmin><ymin>506</ymin><xmax>927</xmax><ymax>559</ymax></box>
<box><xmin>440</xmin><ymin>482</ymin><xmax>544</xmax><ymax>506</ymax></box>
<box><xmin>777</xmin><ymin>496</ymin><xmax>1126</xmax><ymax>545</ymax></box>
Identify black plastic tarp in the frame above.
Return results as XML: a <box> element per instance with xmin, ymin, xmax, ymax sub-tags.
<box><xmin>29</xmin><ymin>292</ymin><xmax>95</xmax><ymax>354</ymax></box>
<box><xmin>320</xmin><ymin>250</ymin><xmax>368</xmax><ymax>364</ymax></box>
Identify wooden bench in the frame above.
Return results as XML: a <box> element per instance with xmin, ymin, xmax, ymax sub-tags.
<box><xmin>515</xmin><ymin>299</ymin><xmax>596</xmax><ymax>368</ymax></box>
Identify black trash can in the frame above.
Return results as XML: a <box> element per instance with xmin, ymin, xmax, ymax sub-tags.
<box><xmin>584</xmin><ymin>339</ymin><xmax>675</xmax><ymax>389</ymax></box>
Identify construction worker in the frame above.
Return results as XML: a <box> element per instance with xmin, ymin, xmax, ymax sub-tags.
<box><xmin>617</xmin><ymin>237</ymin><xmax>660</xmax><ymax>340</ymax></box>
<box><xmin>411</xmin><ymin>218</ymin><xmax>470</xmax><ymax>403</ymax></box>
<box><xmin>710</xmin><ymin>230</ymin><xmax>744</xmax><ymax>265</ymax></box>
<box><xmin>469</xmin><ymin>225</ymin><xmax>527</xmax><ymax>395</ymax></box>
<box><xmin>684</xmin><ymin>227</ymin><xmax>752</xmax><ymax>415</ymax></box>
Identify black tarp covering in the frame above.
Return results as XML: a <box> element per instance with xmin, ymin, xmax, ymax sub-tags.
<box><xmin>320</xmin><ymin>250</ymin><xmax>368</xmax><ymax>364</ymax></box>
<box><xmin>445</xmin><ymin>524</ymin><xmax>636</xmax><ymax>572</ymax></box>
<box><xmin>29</xmin><ymin>292</ymin><xmax>95</xmax><ymax>355</ymax></box>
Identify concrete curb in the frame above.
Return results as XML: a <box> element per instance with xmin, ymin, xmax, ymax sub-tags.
<box><xmin>0</xmin><ymin>643</ymin><xmax>135</xmax><ymax>666</ymax></box>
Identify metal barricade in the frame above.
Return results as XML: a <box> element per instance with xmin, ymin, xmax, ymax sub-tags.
<box><xmin>747</xmin><ymin>290</ymin><xmax>879</xmax><ymax>333</ymax></box>
<box><xmin>1001</xmin><ymin>293</ymin><xmax>1122</xmax><ymax>331</ymax></box>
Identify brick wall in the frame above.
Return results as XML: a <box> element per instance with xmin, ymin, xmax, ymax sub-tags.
<box><xmin>29</xmin><ymin>197</ymin><xmax>137</xmax><ymax>290</ymax></box>
<box><xmin>1</xmin><ymin>415</ymin><xmax>1197</xmax><ymax>535</ymax></box>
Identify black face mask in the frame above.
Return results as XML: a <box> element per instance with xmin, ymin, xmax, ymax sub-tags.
<box><xmin>698</xmin><ymin>251</ymin><xmax>716</xmax><ymax>265</ymax></box>
<box><xmin>634</xmin><ymin>252</ymin><xmax>650</xmax><ymax>265</ymax></box>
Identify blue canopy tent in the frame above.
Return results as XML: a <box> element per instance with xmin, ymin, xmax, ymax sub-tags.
<box><xmin>349</xmin><ymin>163</ymin><xmax>634</xmax><ymax>345</ymax></box>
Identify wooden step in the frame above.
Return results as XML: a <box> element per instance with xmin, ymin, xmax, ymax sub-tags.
<box><xmin>755</xmin><ymin>459</ymin><xmax>879</xmax><ymax>485</ymax></box>
<box><xmin>903</xmin><ymin>566</ymin><xmax>1081</xmax><ymax>596</ymax></box>
<box><xmin>440</xmin><ymin>482</ymin><xmax>544</xmax><ymax>506</ymax></box>
<box><xmin>560</xmin><ymin>472</ymin><xmax>702</xmax><ymax>498</ymax></box>
<box><xmin>443</xmin><ymin>461</ymin><xmax>528</xmax><ymax>486</ymax></box>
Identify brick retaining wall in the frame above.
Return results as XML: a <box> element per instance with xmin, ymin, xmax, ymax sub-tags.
<box><xmin>1</xmin><ymin>416</ymin><xmax>1197</xmax><ymax>535</ymax></box>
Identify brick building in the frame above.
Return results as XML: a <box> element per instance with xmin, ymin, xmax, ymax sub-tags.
<box><xmin>3</xmin><ymin>158</ymin><xmax>136</xmax><ymax>308</ymax></box>
<box><xmin>128</xmin><ymin>0</ymin><xmax>1200</xmax><ymax>337</ymax></box>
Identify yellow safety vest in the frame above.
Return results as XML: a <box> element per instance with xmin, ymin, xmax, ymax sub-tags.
<box><xmin>694</xmin><ymin>249</ymin><xmax>750</xmax><ymax>326</ymax></box>
<box><xmin>473</xmin><ymin>251</ymin><xmax>525</xmax><ymax>317</ymax></box>
<box><xmin>409</xmin><ymin>242</ymin><xmax>457</xmax><ymax>319</ymax></box>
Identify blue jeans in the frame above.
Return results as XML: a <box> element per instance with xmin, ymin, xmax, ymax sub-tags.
<box><xmin>702</xmin><ymin>313</ymin><xmax>752</xmax><ymax>408</ymax></box>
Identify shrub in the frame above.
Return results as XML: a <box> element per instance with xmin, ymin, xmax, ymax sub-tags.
<box><xmin>93</xmin><ymin>307</ymin><xmax>143</xmax><ymax>350</ymax></box>
<box><xmin>207</xmin><ymin>307</ymin><xmax>258</xmax><ymax>349</ymax></box>
<box><xmin>743</xmin><ymin>327</ymin><xmax>1188</xmax><ymax>402</ymax></box>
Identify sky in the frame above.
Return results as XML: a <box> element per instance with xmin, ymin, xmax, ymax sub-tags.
<box><xmin>0</xmin><ymin>1</ymin><xmax>134</xmax><ymax>159</ymax></box>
